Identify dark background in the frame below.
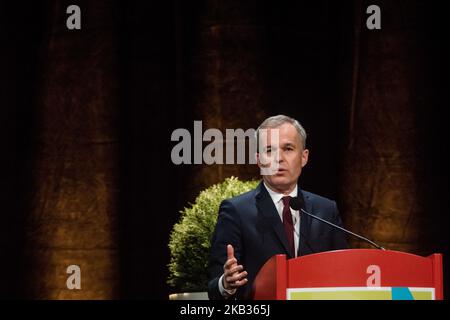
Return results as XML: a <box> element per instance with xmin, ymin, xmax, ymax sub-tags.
<box><xmin>0</xmin><ymin>0</ymin><xmax>449</xmax><ymax>299</ymax></box>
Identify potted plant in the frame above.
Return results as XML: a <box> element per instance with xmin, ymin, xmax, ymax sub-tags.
<box><xmin>168</xmin><ymin>176</ymin><xmax>259</xmax><ymax>300</ymax></box>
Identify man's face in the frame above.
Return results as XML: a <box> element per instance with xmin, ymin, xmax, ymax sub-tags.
<box><xmin>257</xmin><ymin>123</ymin><xmax>309</xmax><ymax>194</ymax></box>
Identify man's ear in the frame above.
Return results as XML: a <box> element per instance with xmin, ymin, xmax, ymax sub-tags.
<box><xmin>301</xmin><ymin>149</ymin><xmax>309</xmax><ymax>168</ymax></box>
<box><xmin>255</xmin><ymin>153</ymin><xmax>261</xmax><ymax>167</ymax></box>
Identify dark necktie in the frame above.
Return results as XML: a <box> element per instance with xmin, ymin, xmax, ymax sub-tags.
<box><xmin>281</xmin><ymin>196</ymin><xmax>295</xmax><ymax>257</ymax></box>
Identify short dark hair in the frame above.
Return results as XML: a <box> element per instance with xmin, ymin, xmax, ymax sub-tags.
<box><xmin>256</xmin><ymin>115</ymin><xmax>307</xmax><ymax>150</ymax></box>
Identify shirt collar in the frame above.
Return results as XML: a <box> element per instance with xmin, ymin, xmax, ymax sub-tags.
<box><xmin>263</xmin><ymin>182</ymin><xmax>298</xmax><ymax>205</ymax></box>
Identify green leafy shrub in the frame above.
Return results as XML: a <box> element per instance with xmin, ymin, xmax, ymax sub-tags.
<box><xmin>168</xmin><ymin>176</ymin><xmax>259</xmax><ymax>292</ymax></box>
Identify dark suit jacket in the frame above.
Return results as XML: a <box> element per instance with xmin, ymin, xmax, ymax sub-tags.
<box><xmin>207</xmin><ymin>181</ymin><xmax>348</xmax><ymax>300</ymax></box>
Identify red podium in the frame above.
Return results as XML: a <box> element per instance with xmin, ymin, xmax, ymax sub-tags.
<box><xmin>252</xmin><ymin>249</ymin><xmax>443</xmax><ymax>300</ymax></box>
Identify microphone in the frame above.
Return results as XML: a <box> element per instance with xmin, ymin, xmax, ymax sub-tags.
<box><xmin>290</xmin><ymin>196</ymin><xmax>386</xmax><ymax>250</ymax></box>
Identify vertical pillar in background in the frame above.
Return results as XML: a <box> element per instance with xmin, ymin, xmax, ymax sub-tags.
<box><xmin>187</xmin><ymin>0</ymin><xmax>268</xmax><ymax>196</ymax></box>
<box><xmin>341</xmin><ymin>1</ymin><xmax>427</xmax><ymax>253</ymax></box>
<box><xmin>26</xmin><ymin>1</ymin><xmax>119</xmax><ymax>299</ymax></box>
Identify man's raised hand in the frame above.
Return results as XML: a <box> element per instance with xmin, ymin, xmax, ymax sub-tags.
<box><xmin>222</xmin><ymin>244</ymin><xmax>248</xmax><ymax>290</ymax></box>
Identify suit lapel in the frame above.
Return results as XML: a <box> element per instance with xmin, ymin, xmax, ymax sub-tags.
<box><xmin>255</xmin><ymin>182</ymin><xmax>294</xmax><ymax>258</ymax></box>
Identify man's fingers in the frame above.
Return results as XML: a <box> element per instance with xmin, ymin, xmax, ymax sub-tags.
<box><xmin>227</xmin><ymin>264</ymin><xmax>243</xmax><ymax>275</ymax></box>
<box><xmin>223</xmin><ymin>257</ymin><xmax>237</xmax><ymax>269</ymax></box>
<box><xmin>228</xmin><ymin>277</ymin><xmax>248</xmax><ymax>289</ymax></box>
<box><xmin>223</xmin><ymin>245</ymin><xmax>246</xmax><ymax>291</ymax></box>
<box><xmin>227</xmin><ymin>244</ymin><xmax>234</xmax><ymax>260</ymax></box>
<box><xmin>225</xmin><ymin>270</ymin><xmax>248</xmax><ymax>284</ymax></box>
<box><xmin>233</xmin><ymin>278</ymin><xmax>248</xmax><ymax>288</ymax></box>
<box><xmin>224</xmin><ymin>268</ymin><xmax>245</xmax><ymax>281</ymax></box>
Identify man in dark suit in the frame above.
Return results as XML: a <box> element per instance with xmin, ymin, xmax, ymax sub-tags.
<box><xmin>208</xmin><ymin>115</ymin><xmax>348</xmax><ymax>300</ymax></box>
